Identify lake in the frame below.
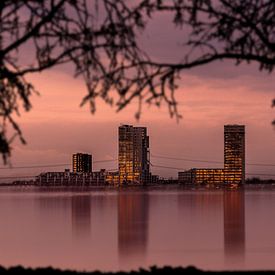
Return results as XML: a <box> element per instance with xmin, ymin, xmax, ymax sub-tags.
<box><xmin>0</xmin><ymin>185</ymin><xmax>274</xmax><ymax>272</ymax></box>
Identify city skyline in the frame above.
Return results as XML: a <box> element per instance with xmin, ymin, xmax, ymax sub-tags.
<box><xmin>0</xmin><ymin>121</ymin><xmax>275</xmax><ymax>183</ymax></box>
<box><xmin>33</xmin><ymin>124</ymin><xmax>250</xmax><ymax>186</ymax></box>
<box><xmin>32</xmin><ymin>124</ymin><xmax>273</xmax><ymax>186</ymax></box>
<box><xmin>0</xmin><ymin>5</ymin><xmax>274</xmax><ymax>180</ymax></box>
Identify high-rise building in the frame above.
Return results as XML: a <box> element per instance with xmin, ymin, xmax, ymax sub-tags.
<box><xmin>178</xmin><ymin>125</ymin><xmax>245</xmax><ymax>185</ymax></box>
<box><xmin>224</xmin><ymin>125</ymin><xmax>245</xmax><ymax>184</ymax></box>
<box><xmin>118</xmin><ymin>125</ymin><xmax>149</xmax><ymax>184</ymax></box>
<box><xmin>72</xmin><ymin>153</ymin><xmax>92</xmax><ymax>173</ymax></box>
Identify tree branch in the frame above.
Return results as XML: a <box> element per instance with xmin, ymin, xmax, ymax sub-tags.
<box><xmin>0</xmin><ymin>0</ymin><xmax>66</xmax><ymax>57</ymax></box>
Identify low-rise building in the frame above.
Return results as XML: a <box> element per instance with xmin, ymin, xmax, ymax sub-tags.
<box><xmin>35</xmin><ymin>169</ymin><xmax>106</xmax><ymax>186</ymax></box>
<box><xmin>179</xmin><ymin>168</ymin><xmax>225</xmax><ymax>185</ymax></box>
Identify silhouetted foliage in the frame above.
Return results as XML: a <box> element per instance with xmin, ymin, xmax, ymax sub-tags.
<box><xmin>0</xmin><ymin>0</ymin><xmax>274</xmax><ymax>162</ymax></box>
<box><xmin>0</xmin><ymin>265</ymin><xmax>274</xmax><ymax>275</ymax></box>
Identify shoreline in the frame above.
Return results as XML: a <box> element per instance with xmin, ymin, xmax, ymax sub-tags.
<box><xmin>0</xmin><ymin>183</ymin><xmax>274</xmax><ymax>190</ymax></box>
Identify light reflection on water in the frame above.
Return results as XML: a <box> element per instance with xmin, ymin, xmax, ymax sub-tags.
<box><xmin>118</xmin><ymin>192</ymin><xmax>149</xmax><ymax>268</ymax></box>
<box><xmin>224</xmin><ymin>190</ymin><xmax>245</xmax><ymax>266</ymax></box>
<box><xmin>0</xmin><ymin>186</ymin><xmax>274</xmax><ymax>271</ymax></box>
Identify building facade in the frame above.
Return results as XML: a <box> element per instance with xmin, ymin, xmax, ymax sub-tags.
<box><xmin>35</xmin><ymin>169</ymin><xmax>106</xmax><ymax>186</ymax></box>
<box><xmin>118</xmin><ymin>125</ymin><xmax>150</xmax><ymax>185</ymax></box>
<box><xmin>224</xmin><ymin>125</ymin><xmax>245</xmax><ymax>184</ymax></box>
<box><xmin>105</xmin><ymin>171</ymin><xmax>120</xmax><ymax>186</ymax></box>
<box><xmin>178</xmin><ymin>170</ymin><xmax>193</xmax><ymax>184</ymax></box>
<box><xmin>72</xmin><ymin>153</ymin><xmax>92</xmax><ymax>173</ymax></box>
<box><xmin>179</xmin><ymin>168</ymin><xmax>225</xmax><ymax>185</ymax></box>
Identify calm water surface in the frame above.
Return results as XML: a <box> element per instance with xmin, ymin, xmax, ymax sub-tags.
<box><xmin>0</xmin><ymin>185</ymin><xmax>274</xmax><ymax>271</ymax></box>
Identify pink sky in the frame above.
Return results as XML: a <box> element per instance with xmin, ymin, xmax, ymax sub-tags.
<box><xmin>1</xmin><ymin>10</ymin><xmax>275</xmax><ymax>180</ymax></box>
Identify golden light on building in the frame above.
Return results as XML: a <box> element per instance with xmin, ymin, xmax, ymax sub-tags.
<box><xmin>224</xmin><ymin>125</ymin><xmax>245</xmax><ymax>184</ymax></box>
<box><xmin>179</xmin><ymin>168</ymin><xmax>225</xmax><ymax>185</ymax></box>
<box><xmin>105</xmin><ymin>171</ymin><xmax>120</xmax><ymax>186</ymax></box>
<box><xmin>118</xmin><ymin>125</ymin><xmax>149</xmax><ymax>185</ymax></box>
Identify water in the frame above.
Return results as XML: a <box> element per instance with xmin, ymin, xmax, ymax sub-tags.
<box><xmin>0</xmin><ymin>185</ymin><xmax>274</xmax><ymax>271</ymax></box>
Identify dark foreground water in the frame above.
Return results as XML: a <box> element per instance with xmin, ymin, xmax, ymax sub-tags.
<box><xmin>0</xmin><ymin>185</ymin><xmax>274</xmax><ymax>272</ymax></box>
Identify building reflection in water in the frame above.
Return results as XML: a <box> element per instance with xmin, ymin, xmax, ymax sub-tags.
<box><xmin>71</xmin><ymin>195</ymin><xmax>91</xmax><ymax>238</ymax></box>
<box><xmin>223</xmin><ymin>190</ymin><xmax>245</xmax><ymax>265</ymax></box>
<box><xmin>118</xmin><ymin>192</ymin><xmax>149</xmax><ymax>265</ymax></box>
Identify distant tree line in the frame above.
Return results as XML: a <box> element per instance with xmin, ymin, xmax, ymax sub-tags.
<box><xmin>246</xmin><ymin>177</ymin><xmax>275</xmax><ymax>184</ymax></box>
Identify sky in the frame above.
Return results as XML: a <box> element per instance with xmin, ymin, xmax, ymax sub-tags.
<box><xmin>1</xmin><ymin>7</ymin><xmax>275</xmax><ymax>180</ymax></box>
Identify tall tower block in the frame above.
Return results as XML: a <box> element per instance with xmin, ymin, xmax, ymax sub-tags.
<box><xmin>224</xmin><ymin>125</ymin><xmax>245</xmax><ymax>184</ymax></box>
